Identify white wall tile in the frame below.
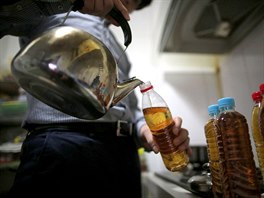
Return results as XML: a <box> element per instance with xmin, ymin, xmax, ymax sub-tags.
<box><xmin>219</xmin><ymin>20</ymin><xmax>264</xmax><ymax>166</ymax></box>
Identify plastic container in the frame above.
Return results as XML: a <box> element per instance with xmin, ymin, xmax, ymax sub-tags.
<box><xmin>139</xmin><ymin>81</ymin><xmax>189</xmax><ymax>172</ymax></box>
<box><xmin>251</xmin><ymin>91</ymin><xmax>264</xmax><ymax>185</ymax></box>
<box><xmin>204</xmin><ymin>104</ymin><xmax>222</xmax><ymax>198</ymax></box>
<box><xmin>216</xmin><ymin>97</ymin><xmax>260</xmax><ymax>198</ymax></box>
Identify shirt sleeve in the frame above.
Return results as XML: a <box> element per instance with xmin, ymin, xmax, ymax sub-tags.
<box><xmin>32</xmin><ymin>0</ymin><xmax>74</xmax><ymax>16</ymax></box>
<box><xmin>0</xmin><ymin>0</ymin><xmax>75</xmax><ymax>38</ymax></box>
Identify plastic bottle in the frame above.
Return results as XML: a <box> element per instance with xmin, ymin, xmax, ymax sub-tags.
<box><xmin>259</xmin><ymin>84</ymin><xmax>264</xmax><ymax>141</ymax></box>
<box><xmin>139</xmin><ymin>81</ymin><xmax>189</xmax><ymax>172</ymax></box>
<box><xmin>251</xmin><ymin>91</ymin><xmax>264</xmax><ymax>185</ymax></box>
<box><xmin>204</xmin><ymin>104</ymin><xmax>222</xmax><ymax>198</ymax></box>
<box><xmin>216</xmin><ymin>97</ymin><xmax>261</xmax><ymax>198</ymax></box>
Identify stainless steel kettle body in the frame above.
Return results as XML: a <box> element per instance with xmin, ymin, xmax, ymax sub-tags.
<box><xmin>11</xmin><ymin>26</ymin><xmax>142</xmax><ymax>119</ymax></box>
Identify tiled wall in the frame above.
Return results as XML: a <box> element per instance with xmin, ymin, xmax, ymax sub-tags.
<box><xmin>219</xmin><ymin>20</ymin><xmax>264</xmax><ymax>119</ymax></box>
<box><xmin>219</xmin><ymin>20</ymin><xmax>264</xmax><ymax>165</ymax></box>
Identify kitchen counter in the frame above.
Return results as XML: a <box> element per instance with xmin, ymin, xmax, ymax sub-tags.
<box><xmin>141</xmin><ymin>172</ymin><xmax>206</xmax><ymax>198</ymax></box>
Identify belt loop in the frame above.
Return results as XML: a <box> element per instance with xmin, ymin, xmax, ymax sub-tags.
<box><xmin>116</xmin><ymin>120</ymin><xmax>128</xmax><ymax>136</ymax></box>
<box><xmin>117</xmin><ymin>120</ymin><xmax>134</xmax><ymax>136</ymax></box>
<box><xmin>129</xmin><ymin>123</ymin><xmax>133</xmax><ymax>136</ymax></box>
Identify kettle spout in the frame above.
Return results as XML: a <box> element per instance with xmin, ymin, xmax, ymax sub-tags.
<box><xmin>112</xmin><ymin>77</ymin><xmax>143</xmax><ymax>105</ymax></box>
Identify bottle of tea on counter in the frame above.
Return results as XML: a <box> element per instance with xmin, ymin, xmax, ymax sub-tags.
<box><xmin>251</xmin><ymin>91</ymin><xmax>264</xmax><ymax>185</ymax></box>
<box><xmin>140</xmin><ymin>81</ymin><xmax>189</xmax><ymax>172</ymax></box>
<box><xmin>204</xmin><ymin>104</ymin><xmax>222</xmax><ymax>198</ymax></box>
<box><xmin>216</xmin><ymin>97</ymin><xmax>261</xmax><ymax>198</ymax></box>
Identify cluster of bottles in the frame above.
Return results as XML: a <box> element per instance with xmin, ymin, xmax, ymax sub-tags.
<box><xmin>204</xmin><ymin>83</ymin><xmax>264</xmax><ymax>198</ymax></box>
<box><xmin>139</xmin><ymin>81</ymin><xmax>189</xmax><ymax>172</ymax></box>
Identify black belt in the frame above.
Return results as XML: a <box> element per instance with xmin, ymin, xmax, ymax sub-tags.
<box><xmin>26</xmin><ymin>121</ymin><xmax>135</xmax><ymax>138</ymax></box>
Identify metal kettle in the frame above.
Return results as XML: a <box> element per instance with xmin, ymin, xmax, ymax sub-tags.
<box><xmin>11</xmin><ymin>26</ymin><xmax>142</xmax><ymax>120</ymax></box>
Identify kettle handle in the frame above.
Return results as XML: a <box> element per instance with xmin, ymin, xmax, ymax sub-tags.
<box><xmin>72</xmin><ymin>0</ymin><xmax>132</xmax><ymax>47</ymax></box>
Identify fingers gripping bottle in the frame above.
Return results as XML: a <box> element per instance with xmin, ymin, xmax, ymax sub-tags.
<box><xmin>139</xmin><ymin>81</ymin><xmax>189</xmax><ymax>172</ymax></box>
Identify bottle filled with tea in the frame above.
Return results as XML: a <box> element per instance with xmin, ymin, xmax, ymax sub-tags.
<box><xmin>251</xmin><ymin>91</ymin><xmax>264</xmax><ymax>185</ymax></box>
<box><xmin>204</xmin><ymin>104</ymin><xmax>222</xmax><ymax>198</ymax></box>
<box><xmin>140</xmin><ymin>81</ymin><xmax>189</xmax><ymax>172</ymax></box>
<box><xmin>216</xmin><ymin>97</ymin><xmax>260</xmax><ymax>198</ymax></box>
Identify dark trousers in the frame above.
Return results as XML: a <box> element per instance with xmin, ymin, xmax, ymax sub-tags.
<box><xmin>8</xmin><ymin>128</ymin><xmax>142</xmax><ymax>198</ymax></box>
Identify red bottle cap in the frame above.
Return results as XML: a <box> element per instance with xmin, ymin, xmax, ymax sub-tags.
<box><xmin>140</xmin><ymin>86</ymin><xmax>153</xmax><ymax>93</ymax></box>
<box><xmin>251</xmin><ymin>91</ymin><xmax>262</xmax><ymax>102</ymax></box>
<box><xmin>140</xmin><ymin>81</ymin><xmax>153</xmax><ymax>93</ymax></box>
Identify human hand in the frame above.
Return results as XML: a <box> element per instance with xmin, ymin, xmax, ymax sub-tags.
<box><xmin>139</xmin><ymin>116</ymin><xmax>192</xmax><ymax>156</ymax></box>
<box><xmin>78</xmin><ymin>0</ymin><xmax>130</xmax><ymax>25</ymax></box>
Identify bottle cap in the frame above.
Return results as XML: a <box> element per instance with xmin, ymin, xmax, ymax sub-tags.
<box><xmin>218</xmin><ymin>97</ymin><xmax>235</xmax><ymax>108</ymax></box>
<box><xmin>260</xmin><ymin>83</ymin><xmax>264</xmax><ymax>94</ymax></box>
<box><xmin>140</xmin><ymin>81</ymin><xmax>153</xmax><ymax>93</ymax></box>
<box><xmin>251</xmin><ymin>91</ymin><xmax>262</xmax><ymax>102</ymax></box>
<box><xmin>208</xmin><ymin>104</ymin><xmax>219</xmax><ymax>115</ymax></box>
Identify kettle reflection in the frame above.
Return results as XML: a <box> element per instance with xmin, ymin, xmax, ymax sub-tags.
<box><xmin>11</xmin><ymin>26</ymin><xmax>142</xmax><ymax>119</ymax></box>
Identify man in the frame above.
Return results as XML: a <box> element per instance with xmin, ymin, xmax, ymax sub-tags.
<box><xmin>0</xmin><ymin>0</ymin><xmax>130</xmax><ymax>38</ymax></box>
<box><xmin>8</xmin><ymin>0</ymin><xmax>192</xmax><ymax>198</ymax></box>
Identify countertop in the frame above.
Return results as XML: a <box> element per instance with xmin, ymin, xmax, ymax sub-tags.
<box><xmin>141</xmin><ymin>172</ymin><xmax>204</xmax><ymax>198</ymax></box>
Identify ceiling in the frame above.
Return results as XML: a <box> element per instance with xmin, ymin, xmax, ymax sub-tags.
<box><xmin>160</xmin><ymin>0</ymin><xmax>264</xmax><ymax>54</ymax></box>
<box><xmin>110</xmin><ymin>0</ymin><xmax>219</xmax><ymax>74</ymax></box>
<box><xmin>112</xmin><ymin>0</ymin><xmax>264</xmax><ymax>64</ymax></box>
